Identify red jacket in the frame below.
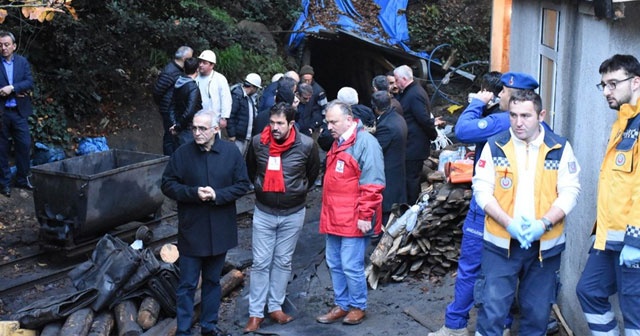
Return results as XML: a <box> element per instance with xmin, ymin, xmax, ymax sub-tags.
<box><xmin>320</xmin><ymin>123</ymin><xmax>385</xmax><ymax>237</ymax></box>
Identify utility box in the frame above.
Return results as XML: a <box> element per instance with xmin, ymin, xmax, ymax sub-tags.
<box><xmin>31</xmin><ymin>149</ymin><xmax>169</xmax><ymax>248</ymax></box>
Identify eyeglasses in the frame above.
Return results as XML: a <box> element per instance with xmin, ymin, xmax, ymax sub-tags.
<box><xmin>191</xmin><ymin>126</ymin><xmax>210</xmax><ymax>133</ymax></box>
<box><xmin>596</xmin><ymin>76</ymin><xmax>635</xmax><ymax>91</ymax></box>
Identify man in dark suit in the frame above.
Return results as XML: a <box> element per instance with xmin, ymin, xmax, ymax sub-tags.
<box><xmin>371</xmin><ymin>91</ymin><xmax>408</xmax><ymax>226</ymax></box>
<box><xmin>0</xmin><ymin>31</ymin><xmax>35</xmax><ymax>197</ymax></box>
<box><xmin>162</xmin><ymin>110</ymin><xmax>251</xmax><ymax>336</ymax></box>
<box><xmin>394</xmin><ymin>65</ymin><xmax>441</xmax><ymax>204</ymax></box>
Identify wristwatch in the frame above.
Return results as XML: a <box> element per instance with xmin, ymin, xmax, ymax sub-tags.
<box><xmin>541</xmin><ymin>217</ymin><xmax>554</xmax><ymax>232</ymax></box>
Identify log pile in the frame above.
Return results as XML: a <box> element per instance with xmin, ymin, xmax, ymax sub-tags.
<box><xmin>367</xmin><ymin>157</ymin><xmax>473</xmax><ymax>288</ymax></box>
<box><xmin>24</xmin><ymin>243</ymin><xmax>245</xmax><ymax>336</ymax></box>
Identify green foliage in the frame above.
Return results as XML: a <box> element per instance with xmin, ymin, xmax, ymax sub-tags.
<box><xmin>215</xmin><ymin>0</ymin><xmax>301</xmax><ymax>28</ymax></box>
<box><xmin>407</xmin><ymin>1</ymin><xmax>491</xmax><ymax>64</ymax></box>
<box><xmin>217</xmin><ymin>44</ymin><xmax>287</xmax><ymax>83</ymax></box>
<box><xmin>0</xmin><ymin>0</ymin><xmax>294</xmax><ymax>148</ymax></box>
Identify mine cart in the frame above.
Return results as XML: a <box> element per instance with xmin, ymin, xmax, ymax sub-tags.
<box><xmin>31</xmin><ymin>149</ymin><xmax>169</xmax><ymax>249</ymax></box>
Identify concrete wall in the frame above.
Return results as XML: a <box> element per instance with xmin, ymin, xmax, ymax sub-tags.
<box><xmin>508</xmin><ymin>1</ymin><xmax>640</xmax><ymax>334</ymax></box>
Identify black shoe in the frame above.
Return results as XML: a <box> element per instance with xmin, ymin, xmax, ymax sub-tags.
<box><xmin>1</xmin><ymin>185</ymin><xmax>10</xmax><ymax>197</ymax></box>
<box><xmin>202</xmin><ymin>327</ymin><xmax>231</xmax><ymax>336</ymax></box>
<box><xmin>15</xmin><ymin>176</ymin><xmax>34</xmax><ymax>190</ymax></box>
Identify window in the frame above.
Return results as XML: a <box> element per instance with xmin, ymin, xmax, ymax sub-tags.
<box><xmin>539</xmin><ymin>8</ymin><xmax>559</xmax><ymax>127</ymax></box>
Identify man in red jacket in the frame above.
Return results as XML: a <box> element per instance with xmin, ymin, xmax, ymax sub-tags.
<box><xmin>316</xmin><ymin>100</ymin><xmax>385</xmax><ymax>326</ymax></box>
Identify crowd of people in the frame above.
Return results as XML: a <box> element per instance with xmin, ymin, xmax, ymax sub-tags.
<box><xmin>154</xmin><ymin>46</ymin><xmax>640</xmax><ymax>336</ymax></box>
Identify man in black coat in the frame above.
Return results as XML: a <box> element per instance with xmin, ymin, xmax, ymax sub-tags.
<box><xmin>162</xmin><ymin>110</ymin><xmax>250</xmax><ymax>336</ymax></box>
<box><xmin>153</xmin><ymin>46</ymin><xmax>193</xmax><ymax>155</ymax></box>
<box><xmin>394</xmin><ymin>65</ymin><xmax>439</xmax><ymax>204</ymax></box>
<box><xmin>228</xmin><ymin>73</ymin><xmax>262</xmax><ymax>156</ymax></box>
<box><xmin>169</xmin><ymin>57</ymin><xmax>202</xmax><ymax>149</ymax></box>
<box><xmin>371</xmin><ymin>91</ymin><xmax>408</xmax><ymax>226</ymax></box>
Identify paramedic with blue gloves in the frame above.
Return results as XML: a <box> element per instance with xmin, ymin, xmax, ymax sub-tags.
<box><xmin>473</xmin><ymin>90</ymin><xmax>580</xmax><ymax>336</ymax></box>
<box><xmin>576</xmin><ymin>54</ymin><xmax>640</xmax><ymax>335</ymax></box>
<box><xmin>429</xmin><ymin>71</ymin><xmax>540</xmax><ymax>336</ymax></box>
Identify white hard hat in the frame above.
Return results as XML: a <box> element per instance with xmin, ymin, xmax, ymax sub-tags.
<box><xmin>337</xmin><ymin>87</ymin><xmax>358</xmax><ymax>105</ymax></box>
<box><xmin>198</xmin><ymin>50</ymin><xmax>216</xmax><ymax>64</ymax></box>
<box><xmin>271</xmin><ymin>73</ymin><xmax>284</xmax><ymax>83</ymax></box>
<box><xmin>244</xmin><ymin>73</ymin><xmax>262</xmax><ymax>88</ymax></box>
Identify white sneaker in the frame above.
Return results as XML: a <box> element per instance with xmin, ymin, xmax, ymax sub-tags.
<box><xmin>428</xmin><ymin>325</ymin><xmax>468</xmax><ymax>336</ymax></box>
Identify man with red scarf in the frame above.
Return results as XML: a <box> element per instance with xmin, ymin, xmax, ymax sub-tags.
<box><xmin>243</xmin><ymin>102</ymin><xmax>320</xmax><ymax>333</ymax></box>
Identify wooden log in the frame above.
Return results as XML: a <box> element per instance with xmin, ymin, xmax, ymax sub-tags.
<box><xmin>221</xmin><ymin>269</ymin><xmax>244</xmax><ymax>298</ymax></box>
<box><xmin>40</xmin><ymin>322</ymin><xmax>62</xmax><ymax>336</ymax></box>
<box><xmin>88</xmin><ymin>311</ymin><xmax>115</xmax><ymax>336</ymax></box>
<box><xmin>160</xmin><ymin>244</ymin><xmax>179</xmax><ymax>263</ymax></box>
<box><xmin>140</xmin><ymin>318</ymin><xmax>174</xmax><ymax>336</ymax></box>
<box><xmin>60</xmin><ymin>308</ymin><xmax>94</xmax><ymax>336</ymax></box>
<box><xmin>137</xmin><ymin>297</ymin><xmax>161</xmax><ymax>330</ymax></box>
<box><xmin>114</xmin><ymin>300</ymin><xmax>142</xmax><ymax>336</ymax></box>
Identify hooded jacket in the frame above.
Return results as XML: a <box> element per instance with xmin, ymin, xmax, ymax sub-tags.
<box><xmin>170</xmin><ymin>76</ymin><xmax>202</xmax><ymax>132</ymax></box>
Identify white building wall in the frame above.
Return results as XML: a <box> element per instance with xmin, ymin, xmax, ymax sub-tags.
<box><xmin>508</xmin><ymin>1</ymin><xmax>640</xmax><ymax>334</ymax></box>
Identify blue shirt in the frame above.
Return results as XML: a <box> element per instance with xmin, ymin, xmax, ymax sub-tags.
<box><xmin>2</xmin><ymin>56</ymin><xmax>16</xmax><ymax>107</ymax></box>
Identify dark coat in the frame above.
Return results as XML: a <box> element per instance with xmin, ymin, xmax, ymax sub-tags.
<box><xmin>0</xmin><ymin>54</ymin><xmax>34</xmax><ymax>117</ymax></box>
<box><xmin>352</xmin><ymin>104</ymin><xmax>375</xmax><ymax>128</ymax></box>
<box><xmin>398</xmin><ymin>81</ymin><xmax>437</xmax><ymax>160</ymax></box>
<box><xmin>169</xmin><ymin>76</ymin><xmax>202</xmax><ymax>131</ymax></box>
<box><xmin>246</xmin><ymin>130</ymin><xmax>320</xmax><ymax>215</ymax></box>
<box><xmin>258</xmin><ymin>81</ymin><xmax>278</xmax><ymax>112</ymax></box>
<box><xmin>153</xmin><ymin>61</ymin><xmax>182</xmax><ymax>115</ymax></box>
<box><xmin>228</xmin><ymin>84</ymin><xmax>255</xmax><ymax>139</ymax></box>
<box><xmin>391</xmin><ymin>97</ymin><xmax>403</xmax><ymax>116</ymax></box>
<box><xmin>374</xmin><ymin>108</ymin><xmax>408</xmax><ymax>212</ymax></box>
<box><xmin>161</xmin><ymin>139</ymin><xmax>251</xmax><ymax>257</ymax></box>
<box><xmin>295</xmin><ymin>101</ymin><xmax>323</xmax><ymax>136</ymax></box>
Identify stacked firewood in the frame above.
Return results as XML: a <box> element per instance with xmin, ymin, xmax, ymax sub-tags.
<box><xmin>367</xmin><ymin>154</ymin><xmax>472</xmax><ymax>289</ymax></box>
<box><xmin>35</xmin><ymin>244</ymin><xmax>244</xmax><ymax>336</ymax></box>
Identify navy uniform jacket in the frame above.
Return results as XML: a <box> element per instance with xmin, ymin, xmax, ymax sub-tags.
<box><xmin>455</xmin><ymin>98</ymin><xmax>509</xmax><ymax>167</ymax></box>
<box><xmin>0</xmin><ymin>54</ymin><xmax>34</xmax><ymax>117</ymax></box>
<box><xmin>374</xmin><ymin>108</ymin><xmax>408</xmax><ymax>212</ymax></box>
<box><xmin>162</xmin><ymin>138</ymin><xmax>251</xmax><ymax>256</ymax></box>
<box><xmin>398</xmin><ymin>81</ymin><xmax>437</xmax><ymax>160</ymax></box>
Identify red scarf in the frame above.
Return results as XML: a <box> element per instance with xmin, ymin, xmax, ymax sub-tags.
<box><xmin>260</xmin><ymin>125</ymin><xmax>296</xmax><ymax>192</ymax></box>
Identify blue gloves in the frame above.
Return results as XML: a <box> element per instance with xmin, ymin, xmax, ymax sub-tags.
<box><xmin>507</xmin><ymin>217</ymin><xmax>531</xmax><ymax>249</ymax></box>
<box><xmin>523</xmin><ymin>218</ymin><xmax>546</xmax><ymax>243</ymax></box>
<box><xmin>619</xmin><ymin>245</ymin><xmax>640</xmax><ymax>267</ymax></box>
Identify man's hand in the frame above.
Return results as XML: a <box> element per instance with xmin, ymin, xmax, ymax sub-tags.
<box><xmin>475</xmin><ymin>90</ymin><xmax>494</xmax><ymax>105</ymax></box>
<box><xmin>169</xmin><ymin>124</ymin><xmax>177</xmax><ymax>135</ymax></box>
<box><xmin>197</xmin><ymin>186</ymin><xmax>216</xmax><ymax>202</ymax></box>
<box><xmin>506</xmin><ymin>217</ymin><xmax>531</xmax><ymax>249</ymax></box>
<box><xmin>219</xmin><ymin>118</ymin><xmax>228</xmax><ymax>128</ymax></box>
<box><xmin>357</xmin><ymin>220</ymin><xmax>372</xmax><ymax>234</ymax></box>
<box><xmin>619</xmin><ymin>244</ymin><xmax>640</xmax><ymax>267</ymax></box>
<box><xmin>522</xmin><ymin>218</ymin><xmax>546</xmax><ymax>243</ymax></box>
<box><xmin>0</xmin><ymin>85</ymin><xmax>12</xmax><ymax>97</ymax></box>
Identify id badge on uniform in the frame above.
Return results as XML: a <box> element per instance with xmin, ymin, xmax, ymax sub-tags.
<box><xmin>335</xmin><ymin>160</ymin><xmax>345</xmax><ymax>173</ymax></box>
<box><xmin>268</xmin><ymin>156</ymin><xmax>281</xmax><ymax>170</ymax></box>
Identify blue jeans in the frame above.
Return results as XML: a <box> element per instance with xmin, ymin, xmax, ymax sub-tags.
<box><xmin>325</xmin><ymin>234</ymin><xmax>369</xmax><ymax>310</ymax></box>
<box><xmin>576</xmin><ymin>248</ymin><xmax>640</xmax><ymax>335</ymax></box>
<box><xmin>0</xmin><ymin>110</ymin><xmax>31</xmax><ymax>187</ymax></box>
<box><xmin>445</xmin><ymin>199</ymin><xmax>513</xmax><ymax>329</ymax></box>
<box><xmin>475</xmin><ymin>241</ymin><xmax>560</xmax><ymax>336</ymax></box>
<box><xmin>176</xmin><ymin>253</ymin><xmax>226</xmax><ymax>336</ymax></box>
<box><xmin>249</xmin><ymin>206</ymin><xmax>305</xmax><ymax>317</ymax></box>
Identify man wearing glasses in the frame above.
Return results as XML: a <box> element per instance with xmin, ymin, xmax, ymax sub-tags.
<box><xmin>162</xmin><ymin>110</ymin><xmax>251</xmax><ymax>336</ymax></box>
<box><xmin>576</xmin><ymin>54</ymin><xmax>640</xmax><ymax>335</ymax></box>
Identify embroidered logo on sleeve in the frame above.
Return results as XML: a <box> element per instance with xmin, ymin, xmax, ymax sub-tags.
<box><xmin>568</xmin><ymin>161</ymin><xmax>577</xmax><ymax>174</ymax></box>
<box><xmin>477</xmin><ymin>120</ymin><xmax>488</xmax><ymax>129</ymax></box>
<box><xmin>478</xmin><ymin>159</ymin><xmax>486</xmax><ymax>168</ymax></box>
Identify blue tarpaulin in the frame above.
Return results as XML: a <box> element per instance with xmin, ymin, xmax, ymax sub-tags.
<box><xmin>288</xmin><ymin>0</ymin><xmax>430</xmax><ymax>59</ymax></box>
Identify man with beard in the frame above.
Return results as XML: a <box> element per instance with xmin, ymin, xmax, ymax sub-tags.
<box><xmin>243</xmin><ymin>102</ymin><xmax>319</xmax><ymax>333</ymax></box>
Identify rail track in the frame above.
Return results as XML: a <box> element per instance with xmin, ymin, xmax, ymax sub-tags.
<box><xmin>0</xmin><ymin>212</ymin><xmax>179</xmax><ymax>298</ymax></box>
